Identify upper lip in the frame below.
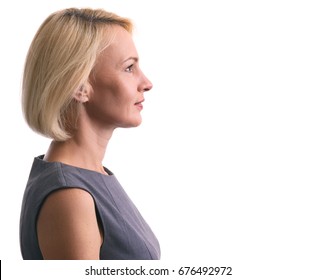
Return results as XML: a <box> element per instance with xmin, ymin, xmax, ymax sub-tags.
<box><xmin>135</xmin><ymin>99</ymin><xmax>145</xmax><ymax>105</ymax></box>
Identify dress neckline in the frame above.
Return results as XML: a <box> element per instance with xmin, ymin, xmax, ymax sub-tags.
<box><xmin>36</xmin><ymin>154</ymin><xmax>114</xmax><ymax>177</ymax></box>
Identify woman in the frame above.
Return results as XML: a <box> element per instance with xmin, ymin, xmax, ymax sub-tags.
<box><xmin>20</xmin><ymin>7</ymin><xmax>160</xmax><ymax>260</ymax></box>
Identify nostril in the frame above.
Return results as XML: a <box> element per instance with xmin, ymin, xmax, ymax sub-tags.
<box><xmin>144</xmin><ymin>81</ymin><xmax>153</xmax><ymax>92</ymax></box>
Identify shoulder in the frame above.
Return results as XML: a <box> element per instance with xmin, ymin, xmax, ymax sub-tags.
<box><xmin>37</xmin><ymin>188</ymin><xmax>102</xmax><ymax>259</ymax></box>
<box><xmin>42</xmin><ymin>187</ymin><xmax>94</xmax><ymax>210</ymax></box>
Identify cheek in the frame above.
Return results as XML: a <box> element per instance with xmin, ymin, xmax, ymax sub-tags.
<box><xmin>88</xmin><ymin>85</ymin><xmax>135</xmax><ymax>121</ymax></box>
<box><xmin>92</xmin><ymin>76</ymin><xmax>131</xmax><ymax>104</ymax></box>
<box><xmin>90</xmin><ymin>79</ymin><xmax>117</xmax><ymax>108</ymax></box>
<box><xmin>104</xmin><ymin>81</ymin><xmax>135</xmax><ymax>108</ymax></box>
<box><xmin>87</xmin><ymin>74</ymin><xmax>140</xmax><ymax>126</ymax></box>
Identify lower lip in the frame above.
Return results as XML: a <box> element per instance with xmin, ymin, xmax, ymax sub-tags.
<box><xmin>135</xmin><ymin>103</ymin><xmax>143</xmax><ymax>110</ymax></box>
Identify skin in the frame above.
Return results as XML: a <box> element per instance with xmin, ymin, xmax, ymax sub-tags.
<box><xmin>37</xmin><ymin>25</ymin><xmax>153</xmax><ymax>260</ymax></box>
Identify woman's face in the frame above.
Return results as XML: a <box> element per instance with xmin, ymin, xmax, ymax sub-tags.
<box><xmin>86</xmin><ymin>26</ymin><xmax>153</xmax><ymax>130</ymax></box>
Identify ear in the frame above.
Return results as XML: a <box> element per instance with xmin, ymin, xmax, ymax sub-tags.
<box><xmin>73</xmin><ymin>83</ymin><xmax>91</xmax><ymax>103</ymax></box>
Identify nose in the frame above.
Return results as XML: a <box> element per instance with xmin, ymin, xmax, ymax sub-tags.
<box><xmin>140</xmin><ymin>71</ymin><xmax>153</xmax><ymax>93</ymax></box>
<box><xmin>144</xmin><ymin>79</ymin><xmax>153</xmax><ymax>92</ymax></box>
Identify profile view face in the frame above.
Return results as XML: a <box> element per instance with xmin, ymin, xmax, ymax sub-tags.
<box><xmin>85</xmin><ymin>25</ymin><xmax>153</xmax><ymax>130</ymax></box>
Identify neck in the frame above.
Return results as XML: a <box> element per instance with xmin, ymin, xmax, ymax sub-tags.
<box><xmin>44</xmin><ymin>120</ymin><xmax>115</xmax><ymax>175</ymax></box>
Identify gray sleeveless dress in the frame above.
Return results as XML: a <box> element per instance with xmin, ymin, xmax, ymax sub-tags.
<box><xmin>20</xmin><ymin>155</ymin><xmax>160</xmax><ymax>260</ymax></box>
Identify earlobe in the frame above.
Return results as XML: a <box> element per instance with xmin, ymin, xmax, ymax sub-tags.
<box><xmin>73</xmin><ymin>83</ymin><xmax>91</xmax><ymax>103</ymax></box>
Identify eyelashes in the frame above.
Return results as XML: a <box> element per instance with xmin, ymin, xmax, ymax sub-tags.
<box><xmin>125</xmin><ymin>64</ymin><xmax>134</xmax><ymax>73</ymax></box>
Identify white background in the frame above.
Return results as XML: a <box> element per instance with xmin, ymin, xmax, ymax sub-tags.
<box><xmin>1</xmin><ymin>0</ymin><xmax>316</xmax><ymax>279</ymax></box>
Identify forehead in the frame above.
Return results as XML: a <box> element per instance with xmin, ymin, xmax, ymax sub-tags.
<box><xmin>99</xmin><ymin>25</ymin><xmax>138</xmax><ymax>64</ymax></box>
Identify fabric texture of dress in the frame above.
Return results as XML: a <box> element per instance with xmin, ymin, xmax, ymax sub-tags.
<box><xmin>20</xmin><ymin>155</ymin><xmax>160</xmax><ymax>260</ymax></box>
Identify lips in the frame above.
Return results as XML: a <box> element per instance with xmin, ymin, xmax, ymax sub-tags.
<box><xmin>135</xmin><ymin>99</ymin><xmax>144</xmax><ymax>110</ymax></box>
<box><xmin>135</xmin><ymin>99</ymin><xmax>145</xmax><ymax>105</ymax></box>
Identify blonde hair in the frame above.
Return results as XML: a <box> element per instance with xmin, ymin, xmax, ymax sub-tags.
<box><xmin>22</xmin><ymin>8</ymin><xmax>133</xmax><ymax>141</ymax></box>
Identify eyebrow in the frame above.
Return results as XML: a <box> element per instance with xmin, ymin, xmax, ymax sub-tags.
<box><xmin>122</xmin><ymin>56</ymin><xmax>139</xmax><ymax>64</ymax></box>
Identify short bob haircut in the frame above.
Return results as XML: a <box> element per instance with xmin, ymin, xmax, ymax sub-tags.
<box><xmin>22</xmin><ymin>8</ymin><xmax>132</xmax><ymax>141</ymax></box>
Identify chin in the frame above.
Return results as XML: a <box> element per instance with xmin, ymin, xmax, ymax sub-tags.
<box><xmin>121</xmin><ymin>117</ymin><xmax>142</xmax><ymax>128</ymax></box>
<box><xmin>130</xmin><ymin>119</ymin><xmax>142</xmax><ymax>127</ymax></box>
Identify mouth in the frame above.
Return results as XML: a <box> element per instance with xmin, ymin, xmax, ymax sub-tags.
<box><xmin>135</xmin><ymin>99</ymin><xmax>145</xmax><ymax>105</ymax></box>
<box><xmin>135</xmin><ymin>99</ymin><xmax>145</xmax><ymax>110</ymax></box>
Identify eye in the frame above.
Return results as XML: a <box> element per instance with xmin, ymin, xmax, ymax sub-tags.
<box><xmin>125</xmin><ymin>64</ymin><xmax>134</xmax><ymax>73</ymax></box>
